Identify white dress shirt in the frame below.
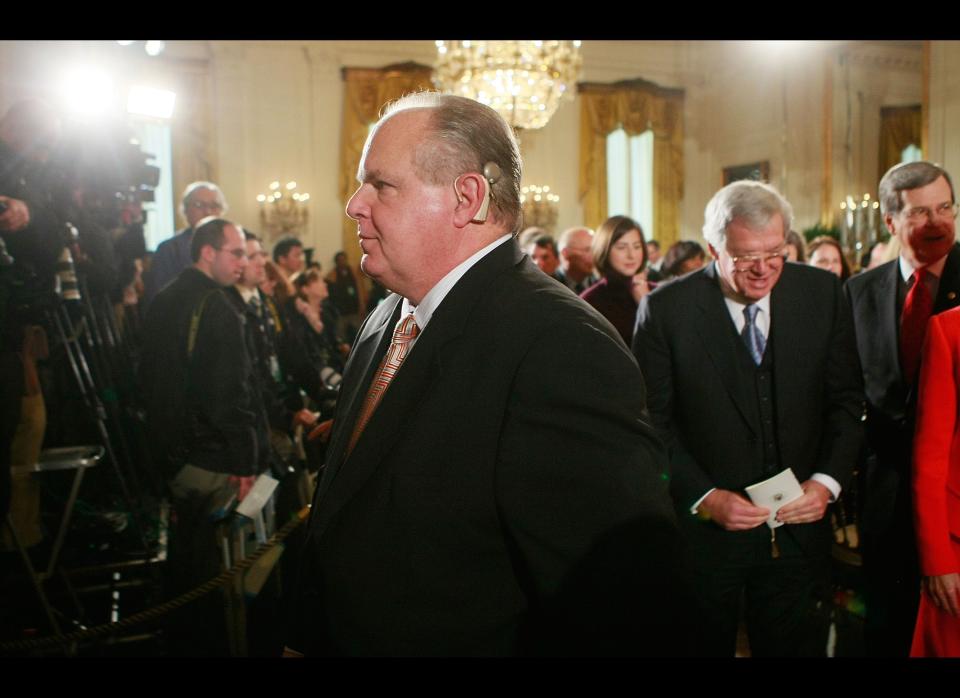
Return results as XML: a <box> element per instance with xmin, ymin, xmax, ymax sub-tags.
<box><xmin>399</xmin><ymin>234</ymin><xmax>513</xmax><ymax>350</ymax></box>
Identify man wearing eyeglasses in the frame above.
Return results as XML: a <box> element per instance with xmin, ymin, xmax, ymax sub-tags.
<box><xmin>845</xmin><ymin>161</ymin><xmax>960</xmax><ymax>656</ymax></box>
<box><xmin>633</xmin><ymin>180</ymin><xmax>864</xmax><ymax>656</ymax></box>
<box><xmin>142</xmin><ymin>181</ymin><xmax>228</xmax><ymax>310</ymax></box>
<box><xmin>140</xmin><ymin>216</ymin><xmax>267</xmax><ymax>655</ymax></box>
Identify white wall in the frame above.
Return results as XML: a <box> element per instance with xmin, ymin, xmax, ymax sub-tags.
<box><xmin>928</xmin><ymin>40</ymin><xmax>960</xmax><ymax>177</ymax></box>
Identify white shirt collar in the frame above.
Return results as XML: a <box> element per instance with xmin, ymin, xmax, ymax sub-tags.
<box><xmin>715</xmin><ymin>263</ymin><xmax>772</xmax><ymax>337</ymax></box>
<box><xmin>401</xmin><ymin>234</ymin><xmax>513</xmax><ymax>332</ymax></box>
<box><xmin>899</xmin><ymin>252</ymin><xmax>948</xmax><ymax>283</ymax></box>
<box><xmin>236</xmin><ymin>285</ymin><xmax>259</xmax><ymax>304</ymax></box>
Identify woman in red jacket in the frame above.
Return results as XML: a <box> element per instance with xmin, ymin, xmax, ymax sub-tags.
<box><xmin>911</xmin><ymin>306</ymin><xmax>960</xmax><ymax>656</ymax></box>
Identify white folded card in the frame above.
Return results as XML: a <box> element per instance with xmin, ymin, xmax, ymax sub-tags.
<box><xmin>744</xmin><ymin>468</ymin><xmax>805</xmax><ymax>529</ymax></box>
<box><xmin>236</xmin><ymin>473</ymin><xmax>279</xmax><ymax>519</ymax></box>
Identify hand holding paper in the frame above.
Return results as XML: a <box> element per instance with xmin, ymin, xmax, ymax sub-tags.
<box><xmin>744</xmin><ymin>468</ymin><xmax>805</xmax><ymax>529</ymax></box>
<box><xmin>775</xmin><ymin>479</ymin><xmax>832</xmax><ymax>525</ymax></box>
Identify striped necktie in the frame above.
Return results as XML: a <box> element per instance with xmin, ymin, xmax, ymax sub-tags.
<box><xmin>346</xmin><ymin>311</ymin><xmax>419</xmax><ymax>456</ymax></box>
<box><xmin>742</xmin><ymin>304</ymin><xmax>766</xmax><ymax>365</ymax></box>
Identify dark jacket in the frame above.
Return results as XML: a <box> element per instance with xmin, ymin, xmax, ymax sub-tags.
<box><xmin>142</xmin><ymin>227</ymin><xmax>193</xmax><ymax>311</ymax></box>
<box><xmin>291</xmin><ymin>238</ymin><xmax>683</xmax><ymax>656</ymax></box>
<box><xmin>140</xmin><ymin>267</ymin><xmax>260</xmax><ymax>477</ymax></box>
<box><xmin>580</xmin><ymin>274</ymin><xmax>638</xmax><ymax>346</ymax></box>
<box><xmin>633</xmin><ymin>262</ymin><xmax>864</xmax><ymax>563</ymax></box>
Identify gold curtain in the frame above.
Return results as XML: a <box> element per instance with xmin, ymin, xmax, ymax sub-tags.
<box><xmin>168</xmin><ymin>60</ymin><xmax>217</xmax><ymax>225</ymax></box>
<box><xmin>579</xmin><ymin>79</ymin><xmax>684</xmax><ymax>247</ymax></box>
<box><xmin>339</xmin><ymin>63</ymin><xmax>434</xmax><ymax>264</ymax></box>
<box><xmin>878</xmin><ymin>105</ymin><xmax>921</xmax><ymax>182</ymax></box>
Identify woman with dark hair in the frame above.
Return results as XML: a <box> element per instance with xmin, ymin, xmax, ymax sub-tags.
<box><xmin>580</xmin><ymin>215</ymin><xmax>648</xmax><ymax>345</ymax></box>
<box><xmin>807</xmin><ymin>236</ymin><xmax>851</xmax><ymax>281</ymax></box>
<box><xmin>273</xmin><ymin>268</ymin><xmax>346</xmax><ymax>418</ymax></box>
<box><xmin>785</xmin><ymin>230</ymin><xmax>807</xmax><ymax>263</ymax></box>
<box><xmin>662</xmin><ymin>240</ymin><xmax>707</xmax><ymax>279</ymax></box>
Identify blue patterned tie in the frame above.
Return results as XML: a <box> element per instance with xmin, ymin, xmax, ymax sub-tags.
<box><xmin>742</xmin><ymin>304</ymin><xmax>765</xmax><ymax>365</ymax></box>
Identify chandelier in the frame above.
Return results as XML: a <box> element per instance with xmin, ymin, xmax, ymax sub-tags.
<box><xmin>256</xmin><ymin>180</ymin><xmax>310</xmax><ymax>240</ymax></box>
<box><xmin>432</xmin><ymin>40</ymin><xmax>583</xmax><ymax>130</ymax></box>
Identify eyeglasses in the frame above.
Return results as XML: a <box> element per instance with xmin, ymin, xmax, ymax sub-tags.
<box><xmin>188</xmin><ymin>200</ymin><xmax>224</xmax><ymax>213</ymax></box>
<box><xmin>901</xmin><ymin>202</ymin><xmax>960</xmax><ymax>222</ymax></box>
<box><xmin>728</xmin><ymin>249</ymin><xmax>788</xmax><ymax>272</ymax></box>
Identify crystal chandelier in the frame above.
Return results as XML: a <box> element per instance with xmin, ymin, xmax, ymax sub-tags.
<box><xmin>433</xmin><ymin>40</ymin><xmax>583</xmax><ymax>130</ymax></box>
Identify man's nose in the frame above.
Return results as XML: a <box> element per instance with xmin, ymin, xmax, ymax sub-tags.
<box><xmin>346</xmin><ymin>185</ymin><xmax>369</xmax><ymax>221</ymax></box>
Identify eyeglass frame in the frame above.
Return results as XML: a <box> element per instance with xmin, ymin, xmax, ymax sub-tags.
<box><xmin>727</xmin><ymin>247</ymin><xmax>789</xmax><ymax>272</ymax></box>
<box><xmin>899</xmin><ymin>201</ymin><xmax>960</xmax><ymax>223</ymax></box>
<box><xmin>214</xmin><ymin>246</ymin><xmax>247</xmax><ymax>259</ymax></box>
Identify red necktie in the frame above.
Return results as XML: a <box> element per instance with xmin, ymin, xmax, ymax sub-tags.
<box><xmin>900</xmin><ymin>267</ymin><xmax>934</xmax><ymax>385</ymax></box>
<box><xmin>346</xmin><ymin>312</ymin><xmax>419</xmax><ymax>456</ymax></box>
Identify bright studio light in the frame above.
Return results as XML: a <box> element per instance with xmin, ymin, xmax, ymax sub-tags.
<box><xmin>144</xmin><ymin>40</ymin><xmax>165</xmax><ymax>57</ymax></box>
<box><xmin>61</xmin><ymin>68</ymin><xmax>115</xmax><ymax>116</ymax></box>
<box><xmin>127</xmin><ymin>86</ymin><xmax>176</xmax><ymax>119</ymax></box>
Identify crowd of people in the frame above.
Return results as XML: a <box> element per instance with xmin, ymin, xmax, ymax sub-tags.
<box><xmin>2</xmin><ymin>90</ymin><xmax>959</xmax><ymax>658</ymax></box>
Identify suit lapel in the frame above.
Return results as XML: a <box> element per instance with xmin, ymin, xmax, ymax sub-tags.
<box><xmin>695</xmin><ymin>266</ymin><xmax>758</xmax><ymax>437</ymax></box>
<box><xmin>314</xmin><ymin>296</ymin><xmax>401</xmax><ymax>503</ymax></box>
<box><xmin>310</xmin><ymin>238</ymin><xmax>523</xmax><ymax>538</ymax></box>
<box><xmin>770</xmin><ymin>266</ymin><xmax>810</xmax><ymax>429</ymax></box>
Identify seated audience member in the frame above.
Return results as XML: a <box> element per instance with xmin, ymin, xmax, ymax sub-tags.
<box><xmin>910</xmin><ymin>306</ymin><xmax>960</xmax><ymax>656</ymax></box>
<box><xmin>661</xmin><ymin>240</ymin><xmax>707</xmax><ymax>279</ymax></box>
<box><xmin>529</xmin><ymin>235</ymin><xmax>561</xmax><ymax>278</ymax></box>
<box><xmin>555</xmin><ymin>226</ymin><xmax>599</xmax><ymax>294</ymax></box>
<box><xmin>277</xmin><ymin>268</ymin><xmax>344</xmax><ymax>414</ymax></box>
<box><xmin>785</xmin><ymin>229</ymin><xmax>807</xmax><ymax>263</ymax></box>
<box><xmin>808</xmin><ymin>235</ymin><xmax>851</xmax><ymax>281</ymax></box>
<box><xmin>580</xmin><ymin>215</ymin><xmax>649</xmax><ymax>346</ymax></box>
<box><xmin>517</xmin><ymin>226</ymin><xmax>546</xmax><ymax>253</ymax></box>
<box><xmin>273</xmin><ymin>236</ymin><xmax>305</xmax><ymax>280</ymax></box>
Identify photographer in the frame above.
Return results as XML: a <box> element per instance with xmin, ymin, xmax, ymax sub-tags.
<box><xmin>0</xmin><ymin>100</ymin><xmax>63</xmax><ymax>544</ymax></box>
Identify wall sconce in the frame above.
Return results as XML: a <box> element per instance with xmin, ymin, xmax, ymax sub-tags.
<box><xmin>257</xmin><ymin>180</ymin><xmax>310</xmax><ymax>240</ymax></box>
<box><xmin>520</xmin><ymin>184</ymin><xmax>560</xmax><ymax>233</ymax></box>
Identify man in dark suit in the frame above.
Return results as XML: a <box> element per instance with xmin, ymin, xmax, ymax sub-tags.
<box><xmin>845</xmin><ymin>160</ymin><xmax>960</xmax><ymax>656</ymax></box>
<box><xmin>286</xmin><ymin>92</ymin><xmax>683</xmax><ymax>657</ymax></box>
<box><xmin>633</xmin><ymin>180</ymin><xmax>864</xmax><ymax>656</ymax></box>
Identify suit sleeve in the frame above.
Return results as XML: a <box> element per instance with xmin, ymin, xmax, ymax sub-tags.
<box><xmin>632</xmin><ymin>293</ymin><xmax>716</xmax><ymax>508</ymax></box>
<box><xmin>495</xmin><ymin>319</ymin><xmax>687</xmax><ymax>655</ymax></box>
<box><xmin>912</xmin><ymin>313</ymin><xmax>960</xmax><ymax>576</ymax></box>
<box><xmin>813</xmin><ymin>277</ymin><xmax>865</xmax><ymax>486</ymax></box>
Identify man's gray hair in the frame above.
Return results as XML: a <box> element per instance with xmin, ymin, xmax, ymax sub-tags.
<box><xmin>702</xmin><ymin>180</ymin><xmax>794</xmax><ymax>250</ymax></box>
<box><xmin>379</xmin><ymin>92</ymin><xmax>523</xmax><ymax>233</ymax></box>
<box><xmin>879</xmin><ymin>161</ymin><xmax>955</xmax><ymax>217</ymax></box>
<box><xmin>558</xmin><ymin>226</ymin><xmax>592</xmax><ymax>251</ymax></box>
<box><xmin>180</xmin><ymin>181</ymin><xmax>228</xmax><ymax>219</ymax></box>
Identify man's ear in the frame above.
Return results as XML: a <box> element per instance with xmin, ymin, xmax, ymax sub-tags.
<box><xmin>201</xmin><ymin>244</ymin><xmax>218</xmax><ymax>265</ymax></box>
<box><xmin>452</xmin><ymin>173</ymin><xmax>488</xmax><ymax>228</ymax></box>
<box><xmin>707</xmin><ymin>243</ymin><xmax>720</xmax><ymax>260</ymax></box>
<box><xmin>884</xmin><ymin>213</ymin><xmax>897</xmax><ymax>237</ymax></box>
